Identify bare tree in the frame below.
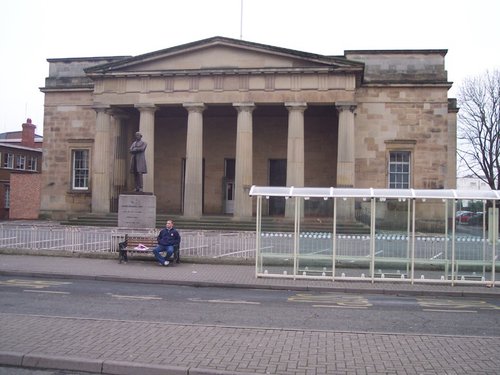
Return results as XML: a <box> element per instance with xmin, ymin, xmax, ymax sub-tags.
<box><xmin>457</xmin><ymin>70</ymin><xmax>500</xmax><ymax>190</ymax></box>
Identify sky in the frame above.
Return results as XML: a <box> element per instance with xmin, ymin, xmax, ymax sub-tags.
<box><xmin>0</xmin><ymin>0</ymin><xmax>498</xmax><ymax>135</ymax></box>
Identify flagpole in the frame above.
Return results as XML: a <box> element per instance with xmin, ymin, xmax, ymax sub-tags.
<box><xmin>240</xmin><ymin>0</ymin><xmax>243</xmax><ymax>39</ymax></box>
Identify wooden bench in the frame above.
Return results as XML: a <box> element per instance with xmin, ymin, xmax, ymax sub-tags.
<box><xmin>118</xmin><ymin>234</ymin><xmax>180</xmax><ymax>264</ymax></box>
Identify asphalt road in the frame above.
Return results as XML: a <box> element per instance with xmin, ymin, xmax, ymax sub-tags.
<box><xmin>1</xmin><ymin>275</ymin><xmax>499</xmax><ymax>337</ymax></box>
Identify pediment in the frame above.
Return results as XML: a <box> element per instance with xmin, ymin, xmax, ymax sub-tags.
<box><xmin>85</xmin><ymin>36</ymin><xmax>363</xmax><ymax>75</ymax></box>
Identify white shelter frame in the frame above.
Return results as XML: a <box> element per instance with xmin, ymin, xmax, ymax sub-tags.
<box><xmin>250</xmin><ymin>186</ymin><xmax>500</xmax><ymax>286</ymax></box>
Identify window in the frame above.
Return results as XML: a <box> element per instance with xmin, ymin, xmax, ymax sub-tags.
<box><xmin>16</xmin><ymin>155</ymin><xmax>26</xmax><ymax>170</ymax></box>
<box><xmin>224</xmin><ymin>158</ymin><xmax>235</xmax><ymax>180</ymax></box>
<box><xmin>3</xmin><ymin>153</ymin><xmax>14</xmax><ymax>169</ymax></box>
<box><xmin>4</xmin><ymin>185</ymin><xmax>10</xmax><ymax>209</ymax></box>
<box><xmin>27</xmin><ymin>156</ymin><xmax>38</xmax><ymax>171</ymax></box>
<box><xmin>389</xmin><ymin>151</ymin><xmax>410</xmax><ymax>189</ymax></box>
<box><xmin>72</xmin><ymin>150</ymin><xmax>89</xmax><ymax>190</ymax></box>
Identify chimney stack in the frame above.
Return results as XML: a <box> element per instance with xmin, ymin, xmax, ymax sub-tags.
<box><xmin>22</xmin><ymin>118</ymin><xmax>36</xmax><ymax>148</ymax></box>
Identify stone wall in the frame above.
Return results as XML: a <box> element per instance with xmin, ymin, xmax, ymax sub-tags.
<box><xmin>345</xmin><ymin>50</ymin><xmax>448</xmax><ymax>82</ymax></box>
<box><xmin>40</xmin><ymin>90</ymin><xmax>95</xmax><ymax>219</ymax></box>
<box><xmin>354</xmin><ymin>86</ymin><xmax>450</xmax><ymax>189</ymax></box>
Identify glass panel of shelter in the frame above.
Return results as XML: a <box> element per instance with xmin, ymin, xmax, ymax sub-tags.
<box><xmin>372</xmin><ymin>197</ymin><xmax>412</xmax><ymax>281</ymax></box>
<box><xmin>454</xmin><ymin>199</ymin><xmax>498</xmax><ymax>283</ymax></box>
<box><xmin>256</xmin><ymin>196</ymin><xmax>295</xmax><ymax>277</ymax></box>
<box><xmin>332</xmin><ymin>197</ymin><xmax>372</xmax><ymax>280</ymax></box>
<box><xmin>298</xmin><ymin>196</ymin><xmax>334</xmax><ymax>279</ymax></box>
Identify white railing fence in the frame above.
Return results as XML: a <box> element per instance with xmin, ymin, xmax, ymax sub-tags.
<box><xmin>0</xmin><ymin>224</ymin><xmax>257</xmax><ymax>259</ymax></box>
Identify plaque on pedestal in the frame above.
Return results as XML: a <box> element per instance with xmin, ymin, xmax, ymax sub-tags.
<box><xmin>118</xmin><ymin>194</ymin><xmax>156</xmax><ymax>229</ymax></box>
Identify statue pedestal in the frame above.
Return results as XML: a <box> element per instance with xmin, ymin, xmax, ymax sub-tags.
<box><xmin>118</xmin><ymin>193</ymin><xmax>156</xmax><ymax>229</ymax></box>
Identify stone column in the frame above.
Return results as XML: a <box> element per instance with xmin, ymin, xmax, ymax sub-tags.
<box><xmin>233</xmin><ymin>103</ymin><xmax>255</xmax><ymax>219</ymax></box>
<box><xmin>285</xmin><ymin>102</ymin><xmax>307</xmax><ymax>218</ymax></box>
<box><xmin>336</xmin><ymin>102</ymin><xmax>357</xmax><ymax>220</ymax></box>
<box><xmin>336</xmin><ymin>102</ymin><xmax>357</xmax><ymax>187</ymax></box>
<box><xmin>446</xmin><ymin>99</ymin><xmax>458</xmax><ymax>189</ymax></box>
<box><xmin>135</xmin><ymin>104</ymin><xmax>157</xmax><ymax>193</ymax></box>
<box><xmin>183</xmin><ymin>103</ymin><xmax>206</xmax><ymax>218</ymax></box>
<box><xmin>109</xmin><ymin>109</ymin><xmax>128</xmax><ymax>196</ymax></box>
<box><xmin>91</xmin><ymin>105</ymin><xmax>112</xmax><ymax>213</ymax></box>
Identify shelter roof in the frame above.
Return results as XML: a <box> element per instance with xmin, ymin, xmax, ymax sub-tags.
<box><xmin>249</xmin><ymin>186</ymin><xmax>500</xmax><ymax>201</ymax></box>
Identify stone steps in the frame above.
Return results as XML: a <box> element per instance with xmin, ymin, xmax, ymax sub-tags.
<box><xmin>61</xmin><ymin>214</ymin><xmax>370</xmax><ymax>234</ymax></box>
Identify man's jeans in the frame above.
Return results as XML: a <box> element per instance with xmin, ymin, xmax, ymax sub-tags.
<box><xmin>153</xmin><ymin>244</ymin><xmax>174</xmax><ymax>264</ymax></box>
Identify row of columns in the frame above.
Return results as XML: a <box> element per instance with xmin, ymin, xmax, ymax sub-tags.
<box><xmin>91</xmin><ymin>102</ymin><xmax>357</xmax><ymax>219</ymax></box>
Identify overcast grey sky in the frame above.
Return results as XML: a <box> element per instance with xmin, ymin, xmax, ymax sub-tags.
<box><xmin>0</xmin><ymin>0</ymin><xmax>498</xmax><ymax>135</ymax></box>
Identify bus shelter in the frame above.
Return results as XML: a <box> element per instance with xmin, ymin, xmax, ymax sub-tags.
<box><xmin>249</xmin><ymin>186</ymin><xmax>500</xmax><ymax>286</ymax></box>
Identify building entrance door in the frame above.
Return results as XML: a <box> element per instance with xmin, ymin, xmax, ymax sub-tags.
<box><xmin>269</xmin><ymin>159</ymin><xmax>286</xmax><ymax>216</ymax></box>
<box><xmin>224</xmin><ymin>159</ymin><xmax>235</xmax><ymax>214</ymax></box>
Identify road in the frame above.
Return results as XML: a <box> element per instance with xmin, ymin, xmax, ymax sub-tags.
<box><xmin>1</xmin><ymin>275</ymin><xmax>499</xmax><ymax>337</ymax></box>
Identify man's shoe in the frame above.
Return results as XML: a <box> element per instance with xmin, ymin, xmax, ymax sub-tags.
<box><xmin>164</xmin><ymin>260</ymin><xmax>170</xmax><ymax>266</ymax></box>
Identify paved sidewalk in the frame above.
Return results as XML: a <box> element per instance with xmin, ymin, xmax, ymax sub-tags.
<box><xmin>0</xmin><ymin>254</ymin><xmax>499</xmax><ymax>374</ymax></box>
<box><xmin>0</xmin><ymin>253</ymin><xmax>498</xmax><ymax>297</ymax></box>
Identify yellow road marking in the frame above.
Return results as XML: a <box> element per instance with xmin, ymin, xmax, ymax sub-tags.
<box><xmin>0</xmin><ymin>279</ymin><xmax>71</xmax><ymax>289</ymax></box>
<box><xmin>288</xmin><ymin>293</ymin><xmax>372</xmax><ymax>308</ymax></box>
<box><xmin>109</xmin><ymin>294</ymin><xmax>162</xmax><ymax>300</ymax></box>
<box><xmin>188</xmin><ymin>298</ymin><xmax>260</xmax><ymax>305</ymax></box>
<box><xmin>313</xmin><ymin>304</ymin><xmax>368</xmax><ymax>309</ymax></box>
<box><xmin>423</xmin><ymin>309</ymin><xmax>476</xmax><ymax>313</ymax></box>
<box><xmin>23</xmin><ymin>290</ymin><xmax>70</xmax><ymax>295</ymax></box>
<box><xmin>417</xmin><ymin>298</ymin><xmax>500</xmax><ymax>310</ymax></box>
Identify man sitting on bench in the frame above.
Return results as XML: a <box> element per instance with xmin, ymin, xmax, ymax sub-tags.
<box><xmin>153</xmin><ymin>220</ymin><xmax>181</xmax><ymax>266</ymax></box>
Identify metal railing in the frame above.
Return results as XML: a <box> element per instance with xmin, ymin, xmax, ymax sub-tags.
<box><xmin>0</xmin><ymin>223</ymin><xmax>257</xmax><ymax>259</ymax></box>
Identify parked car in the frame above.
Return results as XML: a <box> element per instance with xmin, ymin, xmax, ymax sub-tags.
<box><xmin>456</xmin><ymin>211</ymin><xmax>475</xmax><ymax>223</ymax></box>
<box><xmin>468</xmin><ymin>212</ymin><xmax>486</xmax><ymax>226</ymax></box>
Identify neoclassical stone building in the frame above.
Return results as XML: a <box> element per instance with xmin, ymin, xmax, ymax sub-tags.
<box><xmin>40</xmin><ymin>36</ymin><xmax>457</xmax><ymax>220</ymax></box>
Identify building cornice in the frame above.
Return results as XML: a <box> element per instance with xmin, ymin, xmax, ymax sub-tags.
<box><xmin>40</xmin><ymin>86</ymin><xmax>94</xmax><ymax>93</ymax></box>
<box><xmin>85</xmin><ymin>66</ymin><xmax>362</xmax><ymax>80</ymax></box>
<box><xmin>360</xmin><ymin>81</ymin><xmax>452</xmax><ymax>88</ymax></box>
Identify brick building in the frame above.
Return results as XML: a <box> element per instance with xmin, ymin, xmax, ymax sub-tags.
<box><xmin>0</xmin><ymin>119</ymin><xmax>43</xmax><ymax>219</ymax></box>
<box><xmin>39</xmin><ymin>36</ymin><xmax>457</xmax><ymax>220</ymax></box>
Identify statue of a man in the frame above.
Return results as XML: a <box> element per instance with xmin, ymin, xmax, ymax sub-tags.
<box><xmin>130</xmin><ymin>132</ymin><xmax>147</xmax><ymax>192</ymax></box>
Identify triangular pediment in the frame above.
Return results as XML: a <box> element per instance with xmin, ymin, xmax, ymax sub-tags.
<box><xmin>85</xmin><ymin>36</ymin><xmax>364</xmax><ymax>75</ymax></box>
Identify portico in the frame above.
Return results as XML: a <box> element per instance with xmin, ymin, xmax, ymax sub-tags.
<box><xmin>83</xmin><ymin>37</ymin><xmax>361</xmax><ymax>218</ymax></box>
<box><xmin>90</xmin><ymin>100</ymin><xmax>354</xmax><ymax>219</ymax></box>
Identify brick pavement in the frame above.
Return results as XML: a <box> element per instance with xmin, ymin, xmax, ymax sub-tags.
<box><xmin>1</xmin><ymin>313</ymin><xmax>499</xmax><ymax>375</ymax></box>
